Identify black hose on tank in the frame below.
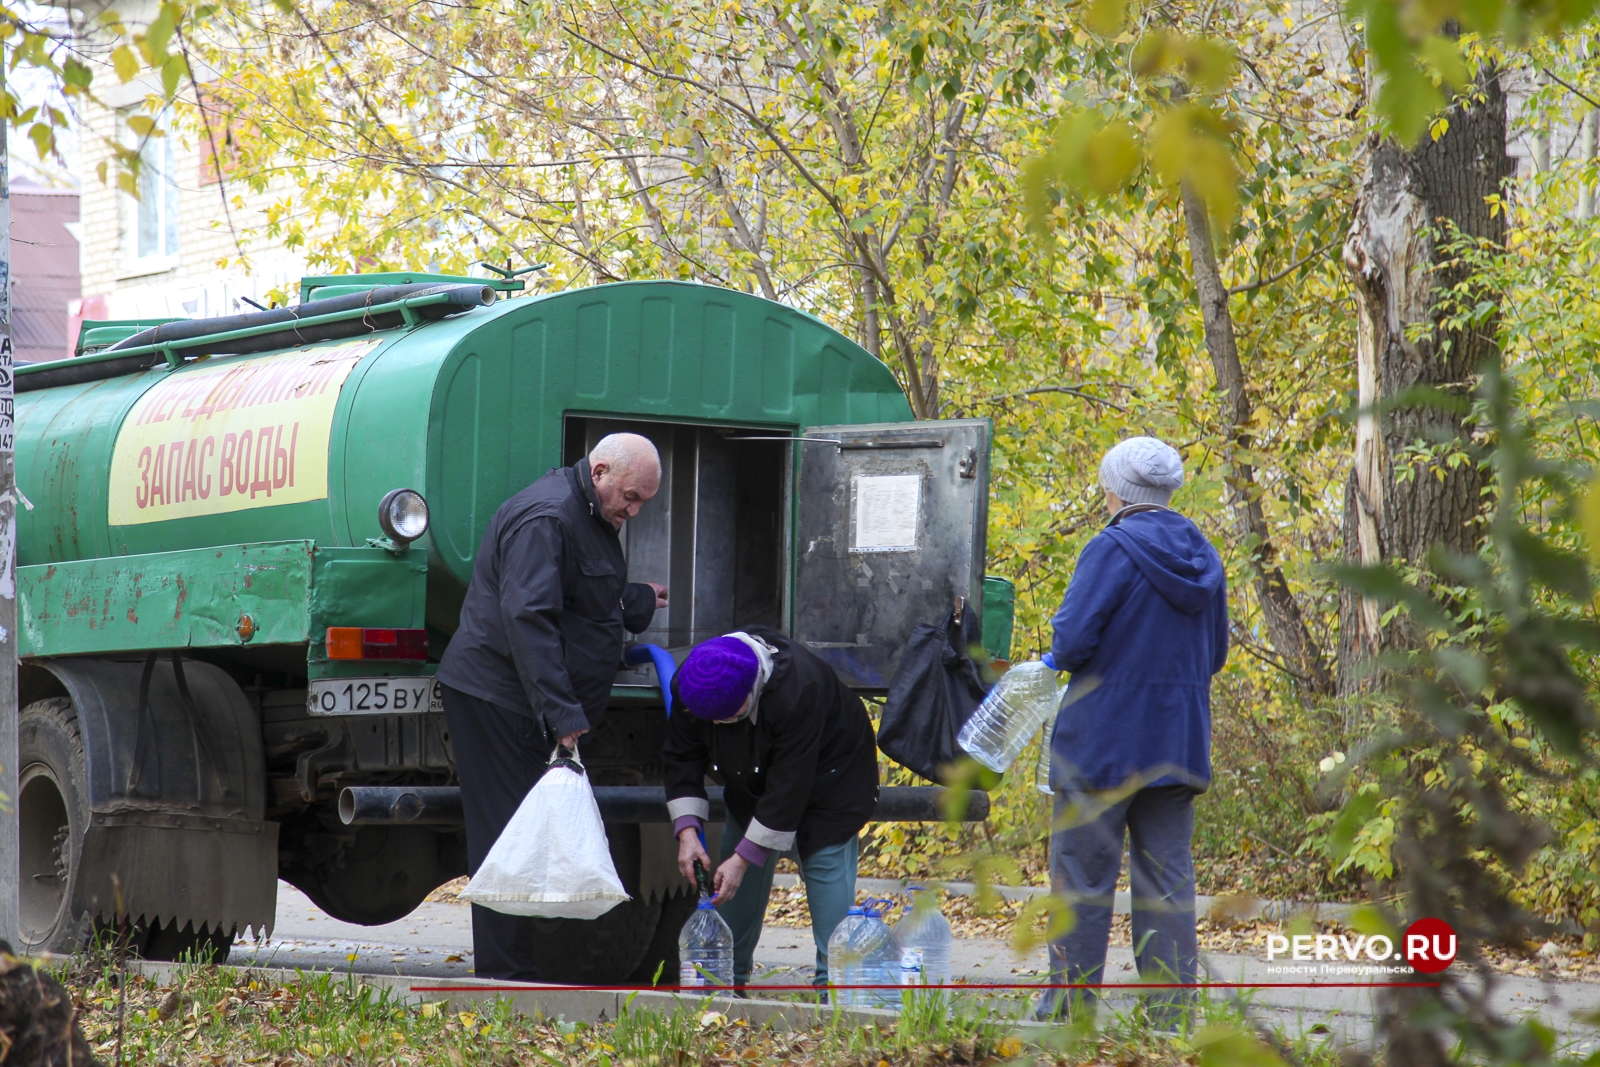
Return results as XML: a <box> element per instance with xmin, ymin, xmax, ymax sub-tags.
<box><xmin>107</xmin><ymin>282</ymin><xmax>496</xmax><ymax>359</ymax></box>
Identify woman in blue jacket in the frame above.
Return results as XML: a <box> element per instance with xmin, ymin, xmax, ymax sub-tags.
<box><xmin>1036</xmin><ymin>436</ymin><xmax>1228</xmax><ymax>1025</ymax></box>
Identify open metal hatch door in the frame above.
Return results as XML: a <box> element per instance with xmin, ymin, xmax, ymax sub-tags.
<box><xmin>793</xmin><ymin>419</ymin><xmax>990</xmax><ymax>690</ymax></box>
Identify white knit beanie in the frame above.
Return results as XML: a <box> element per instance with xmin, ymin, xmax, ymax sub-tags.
<box><xmin>1099</xmin><ymin>437</ymin><xmax>1184</xmax><ymax>506</ymax></box>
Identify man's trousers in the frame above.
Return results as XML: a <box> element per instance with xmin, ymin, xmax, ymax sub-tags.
<box><xmin>441</xmin><ymin>684</ymin><xmax>552</xmax><ymax>981</ymax></box>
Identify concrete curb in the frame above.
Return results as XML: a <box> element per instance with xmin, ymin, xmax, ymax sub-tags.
<box><xmin>128</xmin><ymin>961</ymin><xmax>1048</xmax><ymax>1035</ymax></box>
<box><xmin>772</xmin><ymin>873</ymin><xmax>1360</xmax><ymax>924</ymax></box>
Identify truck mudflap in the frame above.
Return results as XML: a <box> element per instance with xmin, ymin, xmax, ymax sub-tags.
<box><xmin>76</xmin><ymin>812</ymin><xmax>278</xmax><ymax>937</ymax></box>
<box><xmin>37</xmin><ymin>657</ymin><xmax>277</xmax><ymax>938</ymax></box>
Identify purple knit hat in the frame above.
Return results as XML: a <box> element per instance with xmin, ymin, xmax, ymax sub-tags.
<box><xmin>676</xmin><ymin>637</ymin><xmax>760</xmax><ymax>720</ymax></box>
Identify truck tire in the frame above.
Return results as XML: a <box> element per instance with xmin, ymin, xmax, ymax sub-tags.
<box><xmin>16</xmin><ymin>698</ymin><xmax>90</xmax><ymax>956</ymax></box>
<box><xmin>17</xmin><ymin>696</ymin><xmax>237</xmax><ymax>963</ymax></box>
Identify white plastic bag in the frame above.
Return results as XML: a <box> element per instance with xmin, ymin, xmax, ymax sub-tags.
<box><xmin>460</xmin><ymin>746</ymin><xmax>631</xmax><ymax>919</ymax></box>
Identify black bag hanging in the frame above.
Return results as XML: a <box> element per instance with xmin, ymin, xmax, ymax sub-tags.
<box><xmin>877</xmin><ymin>601</ymin><xmax>990</xmax><ymax>785</ymax></box>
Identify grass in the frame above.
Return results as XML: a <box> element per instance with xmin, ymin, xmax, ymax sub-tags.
<box><xmin>59</xmin><ymin>957</ymin><xmax>1360</xmax><ymax>1067</ymax></box>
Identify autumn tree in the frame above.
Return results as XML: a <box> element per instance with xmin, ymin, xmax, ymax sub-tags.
<box><xmin>1339</xmin><ymin>65</ymin><xmax>1511</xmax><ymax>687</ymax></box>
<box><xmin>193</xmin><ymin>0</ymin><xmax>1079</xmax><ymax>417</ymax></box>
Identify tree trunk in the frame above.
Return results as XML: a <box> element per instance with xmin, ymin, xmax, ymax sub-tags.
<box><xmin>1338</xmin><ymin>65</ymin><xmax>1511</xmax><ymax>692</ymax></box>
<box><xmin>1180</xmin><ymin>183</ymin><xmax>1334</xmax><ymax>695</ymax></box>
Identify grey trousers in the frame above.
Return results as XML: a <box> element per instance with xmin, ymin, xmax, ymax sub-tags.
<box><xmin>1038</xmin><ymin>784</ymin><xmax>1199</xmax><ymax>1023</ymax></box>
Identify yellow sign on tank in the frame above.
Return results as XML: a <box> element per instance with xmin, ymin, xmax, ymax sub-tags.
<box><xmin>108</xmin><ymin>339</ymin><xmax>379</xmax><ymax>525</ymax></box>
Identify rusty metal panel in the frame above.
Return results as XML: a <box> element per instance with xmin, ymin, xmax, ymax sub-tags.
<box><xmin>17</xmin><ymin>540</ymin><xmax>316</xmax><ymax>657</ymax></box>
<box><xmin>793</xmin><ymin>420</ymin><xmax>991</xmax><ymax>690</ymax></box>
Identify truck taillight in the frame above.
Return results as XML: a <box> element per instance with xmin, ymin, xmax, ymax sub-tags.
<box><xmin>326</xmin><ymin>627</ymin><xmax>429</xmax><ymax>660</ymax></box>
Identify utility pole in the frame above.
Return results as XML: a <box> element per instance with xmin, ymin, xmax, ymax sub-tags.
<box><xmin>0</xmin><ymin>51</ymin><xmax>16</xmax><ymax>949</ymax></box>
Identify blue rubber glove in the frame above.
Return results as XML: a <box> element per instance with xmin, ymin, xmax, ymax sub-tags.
<box><xmin>1041</xmin><ymin>652</ymin><xmax>1059</xmax><ymax>671</ymax></box>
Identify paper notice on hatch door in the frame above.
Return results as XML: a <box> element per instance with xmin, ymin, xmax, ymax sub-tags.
<box><xmin>853</xmin><ymin>474</ymin><xmax>921</xmax><ymax>551</ymax></box>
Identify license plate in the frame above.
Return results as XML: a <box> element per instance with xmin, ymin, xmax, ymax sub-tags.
<box><xmin>307</xmin><ymin>677</ymin><xmax>443</xmax><ymax>716</ymax></box>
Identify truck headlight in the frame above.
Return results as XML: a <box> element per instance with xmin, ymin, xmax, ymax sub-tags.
<box><xmin>378</xmin><ymin>488</ymin><xmax>430</xmax><ymax>547</ymax></box>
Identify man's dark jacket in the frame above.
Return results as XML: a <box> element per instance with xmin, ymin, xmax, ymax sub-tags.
<box><xmin>661</xmin><ymin>627</ymin><xmax>879</xmax><ymax>859</ymax></box>
<box><xmin>437</xmin><ymin>459</ymin><xmax>657</xmax><ymax>739</ymax></box>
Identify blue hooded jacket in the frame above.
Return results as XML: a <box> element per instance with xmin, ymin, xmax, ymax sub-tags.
<box><xmin>1045</xmin><ymin>508</ymin><xmax>1228</xmax><ymax>792</ymax></box>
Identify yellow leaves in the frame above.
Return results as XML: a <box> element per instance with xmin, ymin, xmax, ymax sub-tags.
<box><xmin>1580</xmin><ymin>474</ymin><xmax>1600</xmax><ymax>564</ymax></box>
<box><xmin>1082</xmin><ymin>0</ymin><xmax>1128</xmax><ymax>37</ymax></box>
<box><xmin>1192</xmin><ymin>1025</ymin><xmax>1290</xmax><ymax>1067</ymax></box>
<box><xmin>1419</xmin><ymin>35</ymin><xmax>1468</xmax><ymax>91</ymax></box>
<box><xmin>1009</xmin><ymin>892</ymin><xmax>1075</xmax><ymax>955</ymax></box>
<box><xmin>113</xmin><ymin>45</ymin><xmax>141</xmax><ymax>83</ymax></box>
<box><xmin>27</xmin><ymin>124</ymin><xmax>54</xmax><ymax>161</ymax></box>
<box><xmin>1133</xmin><ymin>31</ymin><xmax>1237</xmax><ymax>94</ymax></box>
<box><xmin>1052</xmin><ymin>111</ymin><xmax>1140</xmax><ymax>198</ymax></box>
<box><xmin>1148</xmin><ymin>103</ymin><xmax>1238</xmax><ymax>232</ymax></box>
<box><xmin>127</xmin><ymin>114</ymin><xmax>160</xmax><ymax>139</ymax></box>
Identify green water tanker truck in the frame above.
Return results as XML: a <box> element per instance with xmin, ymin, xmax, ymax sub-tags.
<box><xmin>9</xmin><ymin>273</ymin><xmax>1010</xmax><ymax>981</ymax></box>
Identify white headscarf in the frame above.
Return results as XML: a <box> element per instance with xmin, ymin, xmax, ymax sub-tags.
<box><xmin>717</xmin><ymin>631</ymin><xmax>777</xmax><ymax>724</ymax></box>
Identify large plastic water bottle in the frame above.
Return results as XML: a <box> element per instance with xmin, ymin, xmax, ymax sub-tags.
<box><xmin>826</xmin><ymin>901</ymin><xmax>902</xmax><ymax>1009</ymax></box>
<box><xmin>892</xmin><ymin>886</ymin><xmax>952</xmax><ymax>987</ymax></box>
<box><xmin>1035</xmin><ymin>717</ymin><xmax>1056</xmax><ymax>795</ymax></box>
<box><xmin>957</xmin><ymin>661</ymin><xmax>1061</xmax><ymax>772</ymax></box>
<box><xmin>678</xmin><ymin>863</ymin><xmax>734</xmax><ymax>988</ymax></box>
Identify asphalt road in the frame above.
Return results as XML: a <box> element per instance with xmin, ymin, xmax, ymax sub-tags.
<box><xmin>231</xmin><ymin>882</ymin><xmax>1600</xmax><ymax>1053</ymax></box>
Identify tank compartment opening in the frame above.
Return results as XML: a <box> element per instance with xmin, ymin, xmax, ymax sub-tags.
<box><xmin>563</xmin><ymin>416</ymin><xmax>788</xmax><ymax>652</ymax></box>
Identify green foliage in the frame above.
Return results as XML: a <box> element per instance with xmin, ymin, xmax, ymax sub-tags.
<box><xmin>1</xmin><ymin>1</ymin><xmax>195</xmax><ymax>172</ymax></box>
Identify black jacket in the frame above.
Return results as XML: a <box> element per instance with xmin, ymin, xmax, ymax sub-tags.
<box><xmin>662</xmin><ymin>628</ymin><xmax>879</xmax><ymax>859</ymax></box>
<box><xmin>437</xmin><ymin>459</ymin><xmax>657</xmax><ymax>738</ymax></box>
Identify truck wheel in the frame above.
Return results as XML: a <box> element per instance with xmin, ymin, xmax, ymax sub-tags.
<box><xmin>16</xmin><ymin>698</ymin><xmax>89</xmax><ymax>956</ymax></box>
<box><xmin>627</xmin><ymin>890</ymin><xmax>698</xmax><ymax>984</ymax></box>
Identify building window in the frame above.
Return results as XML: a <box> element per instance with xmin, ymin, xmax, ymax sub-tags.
<box><xmin>126</xmin><ymin>125</ymin><xmax>179</xmax><ymax>262</ymax></box>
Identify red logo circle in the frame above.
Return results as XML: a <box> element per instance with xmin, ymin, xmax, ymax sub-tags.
<box><xmin>1404</xmin><ymin>918</ymin><xmax>1458</xmax><ymax>973</ymax></box>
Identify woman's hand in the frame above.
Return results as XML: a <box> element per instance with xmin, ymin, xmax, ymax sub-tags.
<box><xmin>677</xmin><ymin>827</ymin><xmax>711</xmax><ymax>882</ymax></box>
<box><xmin>712</xmin><ymin>854</ymin><xmax>749</xmax><ymax>905</ymax></box>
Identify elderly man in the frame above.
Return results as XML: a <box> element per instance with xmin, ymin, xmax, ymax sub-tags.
<box><xmin>1036</xmin><ymin>436</ymin><xmax>1228</xmax><ymax>1026</ymax></box>
<box><xmin>437</xmin><ymin>432</ymin><xmax>669</xmax><ymax>981</ymax></box>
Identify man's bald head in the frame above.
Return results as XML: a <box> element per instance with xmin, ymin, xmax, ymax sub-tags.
<box><xmin>590</xmin><ymin>433</ymin><xmax>662</xmax><ymax>480</ymax></box>
<box><xmin>588</xmin><ymin>433</ymin><xmax>662</xmax><ymax>528</ymax></box>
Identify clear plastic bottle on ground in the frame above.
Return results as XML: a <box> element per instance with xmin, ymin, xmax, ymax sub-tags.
<box><xmin>957</xmin><ymin>660</ymin><xmax>1061</xmax><ymax>772</ymax></box>
<box><xmin>892</xmin><ymin>886</ymin><xmax>952</xmax><ymax>987</ymax></box>
<box><xmin>679</xmin><ymin>863</ymin><xmax>734</xmax><ymax>987</ymax></box>
<box><xmin>826</xmin><ymin>901</ymin><xmax>902</xmax><ymax>1010</ymax></box>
